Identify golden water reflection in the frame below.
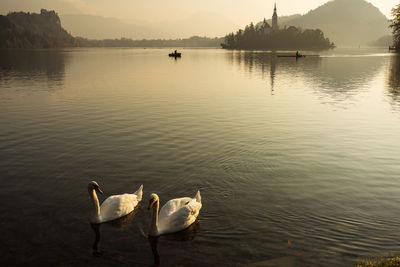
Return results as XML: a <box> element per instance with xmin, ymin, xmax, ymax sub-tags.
<box><xmin>226</xmin><ymin>51</ymin><xmax>387</xmax><ymax>101</ymax></box>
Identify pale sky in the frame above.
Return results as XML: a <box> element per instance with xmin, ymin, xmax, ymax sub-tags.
<box><xmin>0</xmin><ymin>0</ymin><xmax>398</xmax><ymax>25</ymax></box>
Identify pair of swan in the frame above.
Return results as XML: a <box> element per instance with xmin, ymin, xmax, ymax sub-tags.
<box><xmin>88</xmin><ymin>181</ymin><xmax>202</xmax><ymax>236</ymax></box>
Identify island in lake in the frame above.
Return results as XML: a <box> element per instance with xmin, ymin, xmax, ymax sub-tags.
<box><xmin>221</xmin><ymin>3</ymin><xmax>335</xmax><ymax>51</ymax></box>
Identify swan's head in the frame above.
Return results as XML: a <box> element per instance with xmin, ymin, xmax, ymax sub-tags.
<box><xmin>88</xmin><ymin>181</ymin><xmax>103</xmax><ymax>195</ymax></box>
<box><xmin>148</xmin><ymin>193</ymin><xmax>159</xmax><ymax>210</ymax></box>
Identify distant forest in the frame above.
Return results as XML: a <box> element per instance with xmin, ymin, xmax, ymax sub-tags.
<box><xmin>221</xmin><ymin>22</ymin><xmax>335</xmax><ymax>50</ymax></box>
<box><xmin>75</xmin><ymin>36</ymin><xmax>223</xmax><ymax>48</ymax></box>
<box><xmin>0</xmin><ymin>9</ymin><xmax>223</xmax><ymax>49</ymax></box>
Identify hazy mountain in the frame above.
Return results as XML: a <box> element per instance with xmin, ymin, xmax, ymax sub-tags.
<box><xmin>255</xmin><ymin>14</ymin><xmax>301</xmax><ymax>29</ymax></box>
<box><xmin>266</xmin><ymin>14</ymin><xmax>301</xmax><ymax>27</ymax></box>
<box><xmin>61</xmin><ymin>12</ymin><xmax>237</xmax><ymax>39</ymax></box>
<box><xmin>281</xmin><ymin>0</ymin><xmax>390</xmax><ymax>46</ymax></box>
<box><xmin>60</xmin><ymin>14</ymin><xmax>163</xmax><ymax>39</ymax></box>
<box><xmin>368</xmin><ymin>35</ymin><xmax>393</xmax><ymax>47</ymax></box>
<box><xmin>155</xmin><ymin>12</ymin><xmax>238</xmax><ymax>38</ymax></box>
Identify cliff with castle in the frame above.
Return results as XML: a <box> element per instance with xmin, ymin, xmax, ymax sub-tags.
<box><xmin>0</xmin><ymin>9</ymin><xmax>75</xmax><ymax>48</ymax></box>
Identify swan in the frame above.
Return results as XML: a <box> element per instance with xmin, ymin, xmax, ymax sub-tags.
<box><xmin>148</xmin><ymin>191</ymin><xmax>202</xmax><ymax>236</ymax></box>
<box><xmin>88</xmin><ymin>181</ymin><xmax>143</xmax><ymax>224</ymax></box>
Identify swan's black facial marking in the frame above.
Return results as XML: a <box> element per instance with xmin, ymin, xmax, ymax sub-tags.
<box><xmin>88</xmin><ymin>181</ymin><xmax>102</xmax><ymax>194</ymax></box>
<box><xmin>185</xmin><ymin>201</ymin><xmax>190</xmax><ymax>205</ymax></box>
<box><xmin>148</xmin><ymin>198</ymin><xmax>155</xmax><ymax>210</ymax></box>
<box><xmin>93</xmin><ymin>184</ymin><xmax>103</xmax><ymax>194</ymax></box>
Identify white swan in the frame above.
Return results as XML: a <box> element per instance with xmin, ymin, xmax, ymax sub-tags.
<box><xmin>88</xmin><ymin>181</ymin><xmax>143</xmax><ymax>224</ymax></box>
<box><xmin>148</xmin><ymin>191</ymin><xmax>202</xmax><ymax>236</ymax></box>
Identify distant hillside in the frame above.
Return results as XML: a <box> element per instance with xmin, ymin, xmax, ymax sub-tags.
<box><xmin>263</xmin><ymin>14</ymin><xmax>302</xmax><ymax>27</ymax></box>
<box><xmin>282</xmin><ymin>0</ymin><xmax>390</xmax><ymax>46</ymax></box>
<box><xmin>60</xmin><ymin>14</ymin><xmax>163</xmax><ymax>39</ymax></box>
<box><xmin>368</xmin><ymin>35</ymin><xmax>393</xmax><ymax>47</ymax></box>
<box><xmin>0</xmin><ymin>9</ymin><xmax>75</xmax><ymax>48</ymax></box>
<box><xmin>61</xmin><ymin>12</ymin><xmax>236</xmax><ymax>39</ymax></box>
<box><xmin>155</xmin><ymin>11</ymin><xmax>237</xmax><ymax>38</ymax></box>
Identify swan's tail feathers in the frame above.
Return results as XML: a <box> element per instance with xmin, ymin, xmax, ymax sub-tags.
<box><xmin>195</xmin><ymin>190</ymin><xmax>201</xmax><ymax>203</ymax></box>
<box><xmin>135</xmin><ymin>184</ymin><xmax>143</xmax><ymax>202</ymax></box>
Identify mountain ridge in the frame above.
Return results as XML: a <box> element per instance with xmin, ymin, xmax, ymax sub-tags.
<box><xmin>60</xmin><ymin>12</ymin><xmax>237</xmax><ymax>39</ymax></box>
<box><xmin>280</xmin><ymin>0</ymin><xmax>390</xmax><ymax>46</ymax></box>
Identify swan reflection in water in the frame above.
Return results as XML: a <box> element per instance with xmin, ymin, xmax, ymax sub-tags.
<box><xmin>89</xmin><ymin>207</ymin><xmax>200</xmax><ymax>265</ymax></box>
<box><xmin>90</xmin><ymin>208</ymin><xmax>140</xmax><ymax>257</ymax></box>
<box><xmin>149</xmin><ymin>220</ymin><xmax>201</xmax><ymax>267</ymax></box>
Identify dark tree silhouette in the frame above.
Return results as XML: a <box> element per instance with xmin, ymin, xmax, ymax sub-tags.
<box><xmin>221</xmin><ymin>22</ymin><xmax>335</xmax><ymax>50</ymax></box>
<box><xmin>390</xmin><ymin>3</ymin><xmax>400</xmax><ymax>51</ymax></box>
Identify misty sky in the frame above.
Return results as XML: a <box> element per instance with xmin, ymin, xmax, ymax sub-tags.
<box><xmin>0</xmin><ymin>0</ymin><xmax>397</xmax><ymax>25</ymax></box>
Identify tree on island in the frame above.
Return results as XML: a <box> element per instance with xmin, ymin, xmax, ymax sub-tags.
<box><xmin>221</xmin><ymin>22</ymin><xmax>335</xmax><ymax>50</ymax></box>
<box><xmin>390</xmin><ymin>3</ymin><xmax>400</xmax><ymax>51</ymax></box>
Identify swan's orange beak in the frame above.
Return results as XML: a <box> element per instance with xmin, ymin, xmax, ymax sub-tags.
<box><xmin>148</xmin><ymin>198</ymin><xmax>155</xmax><ymax>210</ymax></box>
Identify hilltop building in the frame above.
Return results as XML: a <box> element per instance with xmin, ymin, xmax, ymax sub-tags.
<box><xmin>272</xmin><ymin>3</ymin><xmax>278</xmax><ymax>29</ymax></box>
<box><xmin>258</xmin><ymin>18</ymin><xmax>271</xmax><ymax>34</ymax></box>
<box><xmin>257</xmin><ymin>3</ymin><xmax>277</xmax><ymax>34</ymax></box>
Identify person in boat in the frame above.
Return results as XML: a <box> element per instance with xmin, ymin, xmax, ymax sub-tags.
<box><xmin>296</xmin><ymin>51</ymin><xmax>299</xmax><ymax>57</ymax></box>
<box><xmin>174</xmin><ymin>50</ymin><xmax>177</xmax><ymax>55</ymax></box>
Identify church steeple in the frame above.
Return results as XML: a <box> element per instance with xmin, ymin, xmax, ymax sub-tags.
<box><xmin>272</xmin><ymin>2</ymin><xmax>278</xmax><ymax>29</ymax></box>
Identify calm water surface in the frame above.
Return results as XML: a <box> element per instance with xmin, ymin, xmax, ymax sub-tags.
<box><xmin>1</xmin><ymin>48</ymin><xmax>400</xmax><ymax>266</ymax></box>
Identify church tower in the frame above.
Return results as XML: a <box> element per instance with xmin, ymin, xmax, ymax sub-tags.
<box><xmin>272</xmin><ymin>2</ymin><xmax>278</xmax><ymax>29</ymax></box>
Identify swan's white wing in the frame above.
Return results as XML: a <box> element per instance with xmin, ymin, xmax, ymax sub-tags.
<box><xmin>159</xmin><ymin>197</ymin><xmax>192</xmax><ymax>218</ymax></box>
<box><xmin>158</xmin><ymin>197</ymin><xmax>202</xmax><ymax>235</ymax></box>
<box><xmin>99</xmin><ymin>193</ymin><xmax>139</xmax><ymax>223</ymax></box>
<box><xmin>134</xmin><ymin>185</ymin><xmax>143</xmax><ymax>202</ymax></box>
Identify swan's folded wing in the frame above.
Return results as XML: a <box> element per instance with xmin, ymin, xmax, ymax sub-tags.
<box><xmin>134</xmin><ymin>185</ymin><xmax>143</xmax><ymax>202</ymax></box>
<box><xmin>185</xmin><ymin>199</ymin><xmax>202</xmax><ymax>219</ymax></box>
<box><xmin>159</xmin><ymin>197</ymin><xmax>192</xmax><ymax>218</ymax></box>
<box><xmin>100</xmin><ymin>194</ymin><xmax>138</xmax><ymax>222</ymax></box>
<box><xmin>158</xmin><ymin>199</ymin><xmax>202</xmax><ymax>234</ymax></box>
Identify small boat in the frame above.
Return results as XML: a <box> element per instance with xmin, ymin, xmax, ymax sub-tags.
<box><xmin>277</xmin><ymin>54</ymin><xmax>319</xmax><ymax>58</ymax></box>
<box><xmin>169</xmin><ymin>51</ymin><xmax>181</xmax><ymax>57</ymax></box>
<box><xmin>277</xmin><ymin>55</ymin><xmax>305</xmax><ymax>58</ymax></box>
<box><xmin>389</xmin><ymin>46</ymin><xmax>397</xmax><ymax>51</ymax></box>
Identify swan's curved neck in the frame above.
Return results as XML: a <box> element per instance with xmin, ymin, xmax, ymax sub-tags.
<box><xmin>150</xmin><ymin>199</ymin><xmax>159</xmax><ymax>236</ymax></box>
<box><xmin>89</xmin><ymin>189</ymin><xmax>101</xmax><ymax>218</ymax></box>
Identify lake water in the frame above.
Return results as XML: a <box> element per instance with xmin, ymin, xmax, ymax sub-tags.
<box><xmin>1</xmin><ymin>48</ymin><xmax>400</xmax><ymax>266</ymax></box>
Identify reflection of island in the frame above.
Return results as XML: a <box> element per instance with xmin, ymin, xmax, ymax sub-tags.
<box><xmin>227</xmin><ymin>51</ymin><xmax>319</xmax><ymax>93</ymax></box>
<box><xmin>149</xmin><ymin>220</ymin><xmax>201</xmax><ymax>267</ymax></box>
<box><xmin>388</xmin><ymin>55</ymin><xmax>400</xmax><ymax>103</ymax></box>
<box><xmin>227</xmin><ymin>51</ymin><xmax>387</xmax><ymax>101</ymax></box>
<box><xmin>227</xmin><ymin>51</ymin><xmax>280</xmax><ymax>92</ymax></box>
<box><xmin>0</xmin><ymin>49</ymin><xmax>69</xmax><ymax>85</ymax></box>
<box><xmin>270</xmin><ymin>52</ymin><xmax>276</xmax><ymax>91</ymax></box>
